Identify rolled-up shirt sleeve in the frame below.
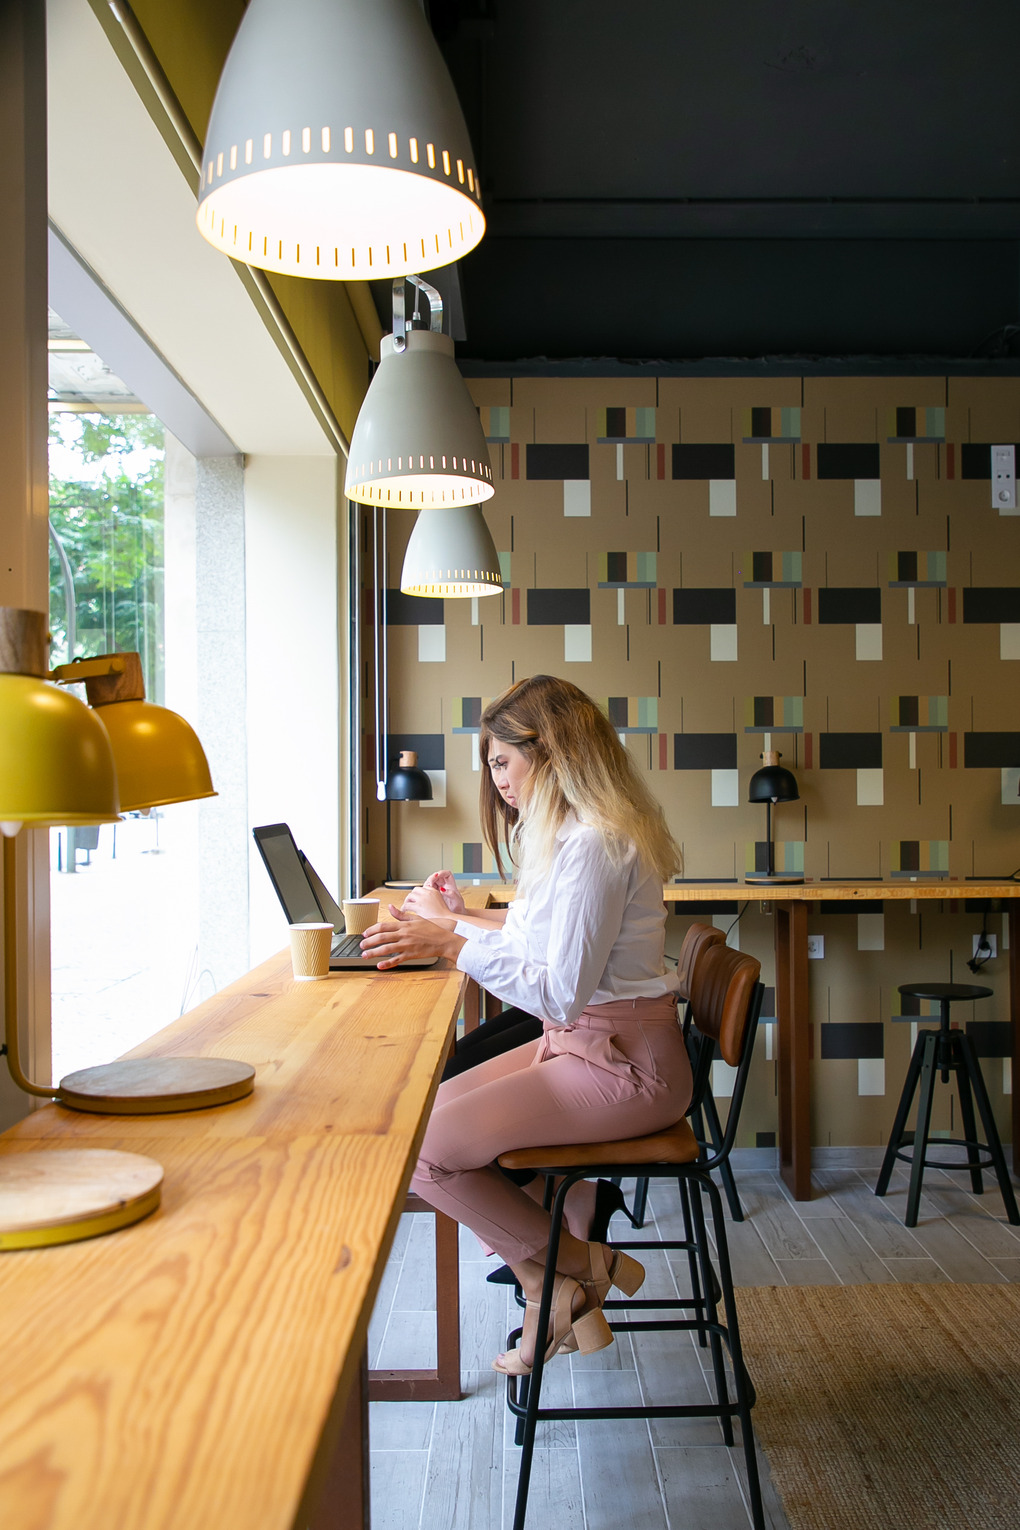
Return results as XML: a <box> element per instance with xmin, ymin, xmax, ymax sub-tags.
<box><xmin>454</xmin><ymin>828</ymin><xmax>632</xmax><ymax>1024</ymax></box>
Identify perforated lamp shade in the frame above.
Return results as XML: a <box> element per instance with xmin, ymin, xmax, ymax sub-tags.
<box><xmin>400</xmin><ymin>505</ymin><xmax>502</xmax><ymax>598</ymax></box>
<box><xmin>346</xmin><ymin>330</ymin><xmax>494</xmax><ymax>507</ymax></box>
<box><xmin>196</xmin><ymin>0</ymin><xmax>484</xmax><ymax>280</ymax></box>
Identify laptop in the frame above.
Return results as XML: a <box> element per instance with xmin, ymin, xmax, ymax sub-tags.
<box><xmin>252</xmin><ymin>822</ymin><xmax>437</xmax><ymax>969</ymax></box>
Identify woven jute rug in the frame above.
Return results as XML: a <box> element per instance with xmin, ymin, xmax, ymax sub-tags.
<box><xmin>734</xmin><ymin>1283</ymin><xmax>1020</xmax><ymax>1530</ymax></box>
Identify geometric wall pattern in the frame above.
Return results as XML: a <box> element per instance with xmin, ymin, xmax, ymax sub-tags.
<box><xmin>365</xmin><ymin>374</ymin><xmax>1020</xmax><ymax>1148</ymax></box>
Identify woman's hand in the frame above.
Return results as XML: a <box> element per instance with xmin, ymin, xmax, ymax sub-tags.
<box><xmin>420</xmin><ymin>869</ymin><xmax>466</xmax><ymax>914</ymax></box>
<box><xmin>359</xmin><ymin>905</ymin><xmax>467</xmax><ymax>970</ymax></box>
<box><xmin>401</xmin><ymin>883</ymin><xmax>459</xmax><ymax>922</ymax></box>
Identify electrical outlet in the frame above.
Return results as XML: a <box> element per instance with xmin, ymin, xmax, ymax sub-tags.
<box><xmin>973</xmin><ymin>933</ymin><xmax>997</xmax><ymax>960</ymax></box>
<box><xmin>992</xmin><ymin>444</ymin><xmax>1016</xmax><ymax>510</ymax></box>
<box><xmin>806</xmin><ymin>935</ymin><xmax>824</xmax><ymax>959</ymax></box>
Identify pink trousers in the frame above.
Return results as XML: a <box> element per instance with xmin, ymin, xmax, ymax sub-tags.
<box><xmin>410</xmin><ymin>995</ymin><xmax>693</xmax><ymax>1265</ymax></box>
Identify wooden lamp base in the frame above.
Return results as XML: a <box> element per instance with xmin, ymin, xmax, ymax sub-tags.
<box><xmin>0</xmin><ymin>1148</ymin><xmax>163</xmax><ymax>1250</ymax></box>
<box><xmin>57</xmin><ymin>1056</ymin><xmax>256</xmax><ymax>1115</ymax></box>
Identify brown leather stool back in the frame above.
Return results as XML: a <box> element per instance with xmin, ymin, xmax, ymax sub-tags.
<box><xmin>689</xmin><ymin>942</ymin><xmax>762</xmax><ymax>1068</ymax></box>
<box><xmin>675</xmin><ymin>921</ymin><xmax>726</xmax><ymax>1000</ymax></box>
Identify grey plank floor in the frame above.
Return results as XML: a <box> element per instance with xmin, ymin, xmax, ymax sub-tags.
<box><xmin>368</xmin><ymin>1151</ymin><xmax>1020</xmax><ymax>1529</ymax></box>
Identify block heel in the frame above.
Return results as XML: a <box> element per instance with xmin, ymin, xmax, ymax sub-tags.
<box><xmin>571</xmin><ymin>1306</ymin><xmax>613</xmax><ymax>1354</ymax></box>
<box><xmin>608</xmin><ymin>1248</ymin><xmax>645</xmax><ymax>1297</ymax></box>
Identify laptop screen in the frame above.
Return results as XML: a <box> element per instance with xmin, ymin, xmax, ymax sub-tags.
<box><xmin>253</xmin><ymin>823</ymin><xmax>326</xmax><ymax>926</ymax></box>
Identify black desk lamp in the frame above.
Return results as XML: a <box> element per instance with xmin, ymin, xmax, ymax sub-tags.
<box><xmin>745</xmin><ymin>750</ymin><xmax>803</xmax><ymax>884</ymax></box>
<box><xmin>384</xmin><ymin>749</ymin><xmax>433</xmax><ymax>887</ymax></box>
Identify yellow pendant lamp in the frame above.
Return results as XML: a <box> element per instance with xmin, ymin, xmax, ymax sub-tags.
<box><xmin>49</xmin><ymin>652</ymin><xmax>216</xmax><ymax>812</ymax></box>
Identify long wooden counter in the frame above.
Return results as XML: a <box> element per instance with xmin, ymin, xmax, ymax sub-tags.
<box><xmin>0</xmin><ymin>910</ymin><xmax>476</xmax><ymax>1530</ymax></box>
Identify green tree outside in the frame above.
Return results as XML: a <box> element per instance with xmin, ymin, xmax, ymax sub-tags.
<box><xmin>48</xmin><ymin>413</ymin><xmax>166</xmax><ymax>703</ymax></box>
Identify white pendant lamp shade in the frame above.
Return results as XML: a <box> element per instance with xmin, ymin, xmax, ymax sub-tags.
<box><xmin>196</xmin><ymin>0</ymin><xmax>485</xmax><ymax>280</ymax></box>
<box><xmin>400</xmin><ymin>505</ymin><xmax>503</xmax><ymax>598</ymax></box>
<box><xmin>345</xmin><ymin>329</ymin><xmax>494</xmax><ymax>507</ymax></box>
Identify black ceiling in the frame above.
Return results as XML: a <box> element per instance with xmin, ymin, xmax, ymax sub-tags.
<box><xmin>373</xmin><ymin>0</ymin><xmax>1020</xmax><ymax>369</ymax></box>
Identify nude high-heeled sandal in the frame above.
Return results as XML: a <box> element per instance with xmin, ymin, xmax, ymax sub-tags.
<box><xmin>492</xmin><ymin>1272</ymin><xmax>583</xmax><ymax>1375</ymax></box>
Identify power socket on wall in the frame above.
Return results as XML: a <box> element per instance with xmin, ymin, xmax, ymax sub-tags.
<box><xmin>973</xmin><ymin>934</ymin><xmax>997</xmax><ymax>960</ymax></box>
<box><xmin>806</xmin><ymin>935</ymin><xmax>824</xmax><ymax>959</ymax></box>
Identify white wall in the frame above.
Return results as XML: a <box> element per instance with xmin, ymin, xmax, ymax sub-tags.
<box><xmin>245</xmin><ymin>455</ymin><xmax>343</xmax><ymax>966</ymax></box>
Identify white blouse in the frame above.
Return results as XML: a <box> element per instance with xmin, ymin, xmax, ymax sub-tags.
<box><xmin>454</xmin><ymin>814</ymin><xmax>679</xmax><ymax>1025</ymax></box>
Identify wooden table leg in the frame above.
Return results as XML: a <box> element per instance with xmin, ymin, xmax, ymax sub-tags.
<box><xmin>1011</xmin><ymin>903</ymin><xmax>1019</xmax><ymax>1180</ymax></box>
<box><xmin>775</xmin><ymin>899</ymin><xmax>812</xmax><ymax>1200</ymax></box>
<box><xmin>309</xmin><ymin>1348</ymin><xmax>371</xmax><ymax>1529</ymax></box>
<box><xmin>462</xmin><ymin>977</ymin><xmax>481</xmax><ymax>1034</ymax></box>
<box><xmin>369</xmin><ymin>1200</ymin><xmax>461</xmax><ymax>1402</ymax></box>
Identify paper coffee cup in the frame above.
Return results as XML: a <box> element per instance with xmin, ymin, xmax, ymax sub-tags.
<box><xmin>343</xmin><ymin>898</ymin><xmax>380</xmax><ymax>936</ymax></box>
<box><xmin>289</xmin><ymin>922</ymin><xmax>333</xmax><ymax>980</ymax></box>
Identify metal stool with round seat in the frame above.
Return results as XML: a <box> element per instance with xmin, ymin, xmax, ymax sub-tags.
<box><xmin>875</xmin><ymin>982</ymin><xmax>1020</xmax><ymax>1228</ymax></box>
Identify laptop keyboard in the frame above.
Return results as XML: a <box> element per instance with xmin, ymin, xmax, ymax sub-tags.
<box><xmin>331</xmin><ymin>933</ymin><xmax>365</xmax><ymax>958</ymax></box>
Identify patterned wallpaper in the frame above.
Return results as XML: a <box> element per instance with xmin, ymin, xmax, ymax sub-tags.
<box><xmin>362</xmin><ymin>374</ymin><xmax>1020</xmax><ymax>1149</ymax></box>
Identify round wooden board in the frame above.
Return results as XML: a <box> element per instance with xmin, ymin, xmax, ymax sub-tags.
<box><xmin>0</xmin><ymin>1149</ymin><xmax>163</xmax><ymax>1249</ymax></box>
<box><xmin>58</xmin><ymin>1057</ymin><xmax>256</xmax><ymax>1114</ymax></box>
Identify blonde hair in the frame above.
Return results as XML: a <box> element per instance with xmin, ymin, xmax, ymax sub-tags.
<box><xmin>478</xmin><ymin>675</ymin><xmax>681</xmax><ymax>889</ymax></box>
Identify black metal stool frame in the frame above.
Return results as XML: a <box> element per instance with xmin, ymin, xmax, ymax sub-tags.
<box><xmin>501</xmin><ymin>971</ymin><xmax>766</xmax><ymax>1530</ymax></box>
<box><xmin>876</xmin><ymin>989</ymin><xmax>1020</xmax><ymax>1229</ymax></box>
<box><xmin>503</xmin><ymin>1162</ymin><xmax>764</xmax><ymax>1530</ymax></box>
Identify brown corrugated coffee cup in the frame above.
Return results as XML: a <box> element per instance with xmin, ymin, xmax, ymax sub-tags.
<box><xmin>288</xmin><ymin>922</ymin><xmax>333</xmax><ymax>980</ymax></box>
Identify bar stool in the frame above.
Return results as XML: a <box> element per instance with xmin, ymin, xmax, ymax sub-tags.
<box><xmin>496</xmin><ymin>942</ymin><xmax>766</xmax><ymax>1530</ymax></box>
<box><xmin>875</xmin><ymin>982</ymin><xmax>1020</xmax><ymax>1228</ymax></box>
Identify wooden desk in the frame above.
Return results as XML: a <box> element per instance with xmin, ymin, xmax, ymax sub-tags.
<box><xmin>659</xmin><ymin>880</ymin><xmax>1020</xmax><ymax>1200</ymax></box>
<box><xmin>0</xmin><ymin>912</ymin><xmax>477</xmax><ymax>1530</ymax></box>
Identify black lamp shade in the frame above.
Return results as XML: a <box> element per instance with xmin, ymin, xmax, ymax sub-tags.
<box><xmin>748</xmin><ymin>763</ymin><xmax>799</xmax><ymax>804</ymax></box>
<box><xmin>386</xmin><ymin>749</ymin><xmax>433</xmax><ymax>801</ymax></box>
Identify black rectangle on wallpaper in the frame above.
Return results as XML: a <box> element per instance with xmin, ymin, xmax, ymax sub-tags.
<box><xmin>673</xmin><ymin>588</ymin><xmax>736</xmax><ymax>624</ymax></box>
<box><xmin>527</xmin><ymin>588</ymin><xmax>590</xmax><ymax>625</ymax></box>
<box><xmin>526</xmin><ymin>443</ymin><xmax>589</xmax><ymax>480</ymax></box>
<box><xmin>966</xmin><ymin>1021</ymin><xmax>1012</xmax><ymax>1058</ymax></box>
<box><xmin>818</xmin><ymin>587</ymin><xmax>882</xmax><ymax>624</ymax></box>
<box><xmin>962</xmin><ymin>587</ymin><xmax>1020</xmax><ymax>623</ymax></box>
<box><xmin>963</xmin><ymin>732</ymin><xmax>1020</xmax><ymax>768</ymax></box>
<box><xmin>760</xmin><ymin>986</ymin><xmax>776</xmax><ymax>1019</ymax></box>
<box><xmin>896</xmin><ymin>407</ymin><xmax>916</xmax><ymax>438</ymax></box>
<box><xmin>961</xmin><ymin>443</ymin><xmax>996</xmax><ymax>479</ymax></box>
<box><xmin>820</xmin><ymin>1022</ymin><xmax>884</xmax><ymax>1060</ymax></box>
<box><xmin>755</xmin><ymin>1131</ymin><xmax>777</xmax><ymax>1148</ymax></box>
<box><xmin>816</xmin><ymin>443</ymin><xmax>881</xmax><ymax>479</ymax></box>
<box><xmin>674</xmin><ymin>733</ymin><xmax>737</xmax><ymax>770</ymax></box>
<box><xmin>607</xmin><ymin>697</ymin><xmax>629</xmax><ymax>728</ymax></box>
<box><xmin>752</xmin><ymin>552</ymin><xmax>773</xmax><ymax>583</ymax></box>
<box><xmin>387</xmin><ymin>733</ymin><xmax>444</xmax><ymax>770</ymax></box>
<box><xmin>819</xmin><ymin>732</ymin><xmax>883</xmax><ymax>769</ymax></box>
<box><xmin>897</xmin><ymin>696</ymin><xmax>919</xmax><ymax>727</ymax></box>
<box><xmin>751</xmin><ymin>407</ymin><xmax>772</xmax><ymax>438</ymax></box>
<box><xmin>672</xmin><ymin>443</ymin><xmax>734</xmax><ymax>479</ymax></box>
<box><xmin>896</xmin><ymin>552</ymin><xmax>918</xmax><ymax>583</ymax></box>
<box><xmin>605</xmin><ymin>552</ymin><xmax>628</xmax><ymax>583</ymax></box>
<box><xmin>386</xmin><ymin>589</ymin><xmax>444</xmax><ymax>625</ymax></box>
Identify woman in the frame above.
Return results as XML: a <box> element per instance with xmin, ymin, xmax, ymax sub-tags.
<box><xmin>359</xmin><ymin>675</ymin><xmax>691</xmax><ymax>1373</ymax></box>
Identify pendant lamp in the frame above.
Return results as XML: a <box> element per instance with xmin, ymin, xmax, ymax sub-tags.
<box><xmin>400</xmin><ymin>504</ymin><xmax>502</xmax><ymax>597</ymax></box>
<box><xmin>196</xmin><ymin>0</ymin><xmax>485</xmax><ymax>280</ymax></box>
<box><xmin>49</xmin><ymin>652</ymin><xmax>217</xmax><ymax>813</ymax></box>
<box><xmin>346</xmin><ymin>276</ymin><xmax>493</xmax><ymax>507</ymax></box>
